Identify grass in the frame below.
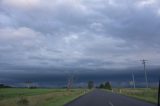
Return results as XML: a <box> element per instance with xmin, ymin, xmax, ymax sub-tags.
<box><xmin>42</xmin><ymin>89</ymin><xmax>84</xmax><ymax>106</ymax></box>
<box><xmin>112</xmin><ymin>88</ymin><xmax>158</xmax><ymax>104</ymax></box>
<box><xmin>0</xmin><ymin>88</ymin><xmax>85</xmax><ymax>106</ymax></box>
<box><xmin>0</xmin><ymin>88</ymin><xmax>55</xmax><ymax>100</ymax></box>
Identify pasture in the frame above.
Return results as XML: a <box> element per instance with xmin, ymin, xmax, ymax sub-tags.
<box><xmin>112</xmin><ymin>88</ymin><xmax>158</xmax><ymax>104</ymax></box>
<box><xmin>0</xmin><ymin>88</ymin><xmax>84</xmax><ymax>106</ymax></box>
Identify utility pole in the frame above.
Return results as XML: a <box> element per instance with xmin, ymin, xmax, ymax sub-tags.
<box><xmin>132</xmin><ymin>72</ymin><xmax>136</xmax><ymax>88</ymax></box>
<box><xmin>25</xmin><ymin>80</ymin><xmax>32</xmax><ymax>88</ymax></box>
<box><xmin>141</xmin><ymin>59</ymin><xmax>148</xmax><ymax>88</ymax></box>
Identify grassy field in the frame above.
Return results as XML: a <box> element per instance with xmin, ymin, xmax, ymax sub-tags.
<box><xmin>112</xmin><ymin>88</ymin><xmax>158</xmax><ymax>104</ymax></box>
<box><xmin>0</xmin><ymin>88</ymin><xmax>85</xmax><ymax>106</ymax></box>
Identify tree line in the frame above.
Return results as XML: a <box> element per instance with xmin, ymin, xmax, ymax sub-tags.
<box><xmin>88</xmin><ymin>81</ymin><xmax>112</xmax><ymax>90</ymax></box>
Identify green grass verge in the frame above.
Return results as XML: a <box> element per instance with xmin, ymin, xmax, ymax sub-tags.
<box><xmin>0</xmin><ymin>88</ymin><xmax>61</xmax><ymax>100</ymax></box>
<box><xmin>0</xmin><ymin>88</ymin><xmax>85</xmax><ymax>106</ymax></box>
<box><xmin>112</xmin><ymin>88</ymin><xmax>158</xmax><ymax>104</ymax></box>
<box><xmin>42</xmin><ymin>89</ymin><xmax>84</xmax><ymax>106</ymax></box>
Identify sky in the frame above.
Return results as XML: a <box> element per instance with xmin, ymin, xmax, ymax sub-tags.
<box><xmin>0</xmin><ymin>0</ymin><xmax>160</xmax><ymax>87</ymax></box>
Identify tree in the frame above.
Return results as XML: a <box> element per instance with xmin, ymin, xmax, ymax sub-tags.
<box><xmin>88</xmin><ymin>81</ymin><xmax>94</xmax><ymax>89</ymax></box>
<box><xmin>104</xmin><ymin>82</ymin><xmax>112</xmax><ymax>90</ymax></box>
<box><xmin>99</xmin><ymin>83</ymin><xmax>104</xmax><ymax>89</ymax></box>
<box><xmin>0</xmin><ymin>84</ymin><xmax>11</xmax><ymax>88</ymax></box>
<box><xmin>67</xmin><ymin>74</ymin><xmax>74</xmax><ymax>91</ymax></box>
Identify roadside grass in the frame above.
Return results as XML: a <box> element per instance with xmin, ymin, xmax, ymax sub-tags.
<box><xmin>112</xmin><ymin>88</ymin><xmax>158</xmax><ymax>104</ymax></box>
<box><xmin>0</xmin><ymin>88</ymin><xmax>55</xmax><ymax>100</ymax></box>
<box><xmin>0</xmin><ymin>88</ymin><xmax>85</xmax><ymax>106</ymax></box>
<box><xmin>42</xmin><ymin>89</ymin><xmax>84</xmax><ymax>106</ymax></box>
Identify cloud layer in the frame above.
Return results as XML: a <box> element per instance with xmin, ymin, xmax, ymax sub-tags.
<box><xmin>0</xmin><ymin>0</ymin><xmax>160</xmax><ymax>78</ymax></box>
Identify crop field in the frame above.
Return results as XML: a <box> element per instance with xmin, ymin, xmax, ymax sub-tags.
<box><xmin>0</xmin><ymin>88</ymin><xmax>84</xmax><ymax>106</ymax></box>
<box><xmin>112</xmin><ymin>88</ymin><xmax>158</xmax><ymax>104</ymax></box>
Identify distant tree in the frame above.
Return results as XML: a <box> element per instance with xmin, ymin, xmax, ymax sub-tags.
<box><xmin>67</xmin><ymin>74</ymin><xmax>74</xmax><ymax>91</ymax></box>
<box><xmin>104</xmin><ymin>82</ymin><xmax>112</xmax><ymax>90</ymax></box>
<box><xmin>88</xmin><ymin>81</ymin><xmax>94</xmax><ymax>89</ymax></box>
<box><xmin>99</xmin><ymin>83</ymin><xmax>104</xmax><ymax>89</ymax></box>
<box><xmin>0</xmin><ymin>84</ymin><xmax>11</xmax><ymax>88</ymax></box>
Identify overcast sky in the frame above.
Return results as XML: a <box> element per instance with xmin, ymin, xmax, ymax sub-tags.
<box><xmin>0</xmin><ymin>0</ymin><xmax>160</xmax><ymax>86</ymax></box>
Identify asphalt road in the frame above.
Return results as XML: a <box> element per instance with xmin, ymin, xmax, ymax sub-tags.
<box><xmin>65</xmin><ymin>89</ymin><xmax>156</xmax><ymax>106</ymax></box>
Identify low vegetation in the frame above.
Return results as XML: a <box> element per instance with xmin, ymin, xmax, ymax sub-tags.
<box><xmin>0</xmin><ymin>88</ymin><xmax>85</xmax><ymax>106</ymax></box>
<box><xmin>112</xmin><ymin>88</ymin><xmax>158</xmax><ymax>104</ymax></box>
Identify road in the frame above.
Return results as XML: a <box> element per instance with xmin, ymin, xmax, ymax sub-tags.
<box><xmin>64</xmin><ymin>89</ymin><xmax>156</xmax><ymax>106</ymax></box>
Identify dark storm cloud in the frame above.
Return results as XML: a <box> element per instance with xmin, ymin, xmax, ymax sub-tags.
<box><xmin>0</xmin><ymin>0</ymin><xmax>160</xmax><ymax>86</ymax></box>
<box><xmin>0</xmin><ymin>66</ymin><xmax>159</xmax><ymax>87</ymax></box>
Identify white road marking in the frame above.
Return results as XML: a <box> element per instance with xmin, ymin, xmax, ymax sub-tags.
<box><xmin>109</xmin><ymin>101</ymin><xmax>114</xmax><ymax>106</ymax></box>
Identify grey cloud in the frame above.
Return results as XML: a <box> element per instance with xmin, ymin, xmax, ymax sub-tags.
<box><xmin>0</xmin><ymin>0</ymin><xmax>160</xmax><ymax>79</ymax></box>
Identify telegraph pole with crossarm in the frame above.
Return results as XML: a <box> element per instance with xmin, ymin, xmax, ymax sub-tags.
<box><xmin>141</xmin><ymin>59</ymin><xmax>148</xmax><ymax>88</ymax></box>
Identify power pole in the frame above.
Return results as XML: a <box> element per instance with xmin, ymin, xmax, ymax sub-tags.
<box><xmin>25</xmin><ymin>80</ymin><xmax>32</xmax><ymax>88</ymax></box>
<box><xmin>132</xmin><ymin>72</ymin><xmax>136</xmax><ymax>88</ymax></box>
<box><xmin>141</xmin><ymin>59</ymin><xmax>148</xmax><ymax>88</ymax></box>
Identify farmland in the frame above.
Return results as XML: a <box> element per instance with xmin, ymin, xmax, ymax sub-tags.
<box><xmin>0</xmin><ymin>88</ymin><xmax>158</xmax><ymax>106</ymax></box>
<box><xmin>112</xmin><ymin>88</ymin><xmax>158</xmax><ymax>104</ymax></box>
<box><xmin>0</xmin><ymin>88</ymin><xmax>85</xmax><ymax>106</ymax></box>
